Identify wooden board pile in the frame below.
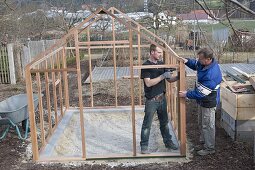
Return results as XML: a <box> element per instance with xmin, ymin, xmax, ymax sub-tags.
<box><xmin>221</xmin><ymin>67</ymin><xmax>255</xmax><ymax>143</ymax></box>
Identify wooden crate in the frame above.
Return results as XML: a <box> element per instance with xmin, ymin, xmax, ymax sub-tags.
<box><xmin>221</xmin><ymin>81</ymin><xmax>255</xmax><ymax>120</ymax></box>
<box><xmin>221</xmin><ymin>110</ymin><xmax>255</xmax><ymax>142</ymax></box>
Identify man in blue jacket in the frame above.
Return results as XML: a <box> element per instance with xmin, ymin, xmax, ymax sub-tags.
<box><xmin>179</xmin><ymin>48</ymin><xmax>222</xmax><ymax>156</ymax></box>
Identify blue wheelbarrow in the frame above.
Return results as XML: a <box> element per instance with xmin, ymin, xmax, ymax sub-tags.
<box><xmin>0</xmin><ymin>94</ymin><xmax>40</xmax><ymax>140</ymax></box>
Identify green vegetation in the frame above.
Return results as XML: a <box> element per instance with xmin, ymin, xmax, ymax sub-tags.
<box><xmin>197</xmin><ymin>0</ymin><xmax>224</xmax><ymax>9</ymax></box>
<box><xmin>197</xmin><ymin>20</ymin><xmax>255</xmax><ymax>33</ymax></box>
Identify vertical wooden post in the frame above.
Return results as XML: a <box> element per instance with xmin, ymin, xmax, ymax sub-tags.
<box><xmin>129</xmin><ymin>24</ymin><xmax>136</xmax><ymax>156</ymax></box>
<box><xmin>25</xmin><ymin>69</ymin><xmax>39</xmax><ymax>160</ymax></box>
<box><xmin>179</xmin><ymin>61</ymin><xmax>186</xmax><ymax>156</ymax></box>
<box><xmin>62</xmin><ymin>47</ymin><xmax>70</xmax><ymax>109</ymax></box>
<box><xmin>56</xmin><ymin>52</ymin><xmax>64</xmax><ymax>117</ymax></box>
<box><xmin>137</xmin><ymin>26</ymin><xmax>142</xmax><ymax>106</ymax></box>
<box><xmin>163</xmin><ymin>44</ymin><xmax>172</xmax><ymax>120</ymax></box>
<box><xmin>87</xmin><ymin>28</ymin><xmax>94</xmax><ymax>107</ymax></box>
<box><xmin>51</xmin><ymin>56</ymin><xmax>58</xmax><ymax>125</ymax></box>
<box><xmin>112</xmin><ymin>9</ymin><xmax>118</xmax><ymax>107</ymax></box>
<box><xmin>44</xmin><ymin>60</ymin><xmax>52</xmax><ymax>135</ymax></box>
<box><xmin>74</xmin><ymin>30</ymin><xmax>86</xmax><ymax>159</ymax></box>
<box><xmin>36</xmin><ymin>68</ymin><xmax>45</xmax><ymax>146</ymax></box>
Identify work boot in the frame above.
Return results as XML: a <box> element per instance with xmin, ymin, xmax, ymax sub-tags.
<box><xmin>141</xmin><ymin>146</ymin><xmax>150</xmax><ymax>154</ymax></box>
<box><xmin>197</xmin><ymin>149</ymin><xmax>215</xmax><ymax>156</ymax></box>
<box><xmin>141</xmin><ymin>149</ymin><xmax>150</xmax><ymax>154</ymax></box>
<box><xmin>194</xmin><ymin>145</ymin><xmax>204</xmax><ymax>151</ymax></box>
<box><xmin>165</xmin><ymin>140</ymin><xmax>178</xmax><ymax>150</ymax></box>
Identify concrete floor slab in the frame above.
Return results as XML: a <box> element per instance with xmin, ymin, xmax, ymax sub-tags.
<box><xmin>40</xmin><ymin>107</ymin><xmax>180</xmax><ymax>160</ymax></box>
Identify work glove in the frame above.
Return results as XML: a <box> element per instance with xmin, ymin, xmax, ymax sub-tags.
<box><xmin>161</xmin><ymin>71</ymin><xmax>172</xmax><ymax>79</ymax></box>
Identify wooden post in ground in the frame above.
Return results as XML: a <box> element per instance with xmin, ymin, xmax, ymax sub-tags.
<box><xmin>74</xmin><ymin>30</ymin><xmax>86</xmax><ymax>159</ymax></box>
<box><xmin>87</xmin><ymin>28</ymin><xmax>94</xmax><ymax>107</ymax></box>
<box><xmin>137</xmin><ymin>26</ymin><xmax>142</xmax><ymax>106</ymax></box>
<box><xmin>163</xmin><ymin>44</ymin><xmax>172</xmax><ymax>120</ymax></box>
<box><xmin>129</xmin><ymin>24</ymin><xmax>136</xmax><ymax>156</ymax></box>
<box><xmin>179</xmin><ymin>61</ymin><xmax>186</xmax><ymax>156</ymax></box>
<box><xmin>62</xmin><ymin>47</ymin><xmax>70</xmax><ymax>109</ymax></box>
<box><xmin>25</xmin><ymin>69</ymin><xmax>39</xmax><ymax>160</ymax></box>
<box><xmin>44</xmin><ymin>61</ymin><xmax>52</xmax><ymax>135</ymax></box>
<box><xmin>50</xmin><ymin>56</ymin><xmax>58</xmax><ymax>125</ymax></box>
<box><xmin>56</xmin><ymin>52</ymin><xmax>64</xmax><ymax>117</ymax></box>
<box><xmin>112</xmin><ymin>9</ymin><xmax>118</xmax><ymax>107</ymax></box>
<box><xmin>36</xmin><ymin>68</ymin><xmax>45</xmax><ymax>147</ymax></box>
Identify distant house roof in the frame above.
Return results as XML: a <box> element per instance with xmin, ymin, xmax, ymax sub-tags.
<box><xmin>177</xmin><ymin>10</ymin><xmax>214</xmax><ymax>20</ymax></box>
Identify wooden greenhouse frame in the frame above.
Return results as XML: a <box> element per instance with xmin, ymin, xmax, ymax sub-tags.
<box><xmin>25</xmin><ymin>7</ymin><xmax>186</xmax><ymax>162</ymax></box>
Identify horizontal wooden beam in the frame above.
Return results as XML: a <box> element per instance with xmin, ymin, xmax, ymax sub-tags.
<box><xmin>66</xmin><ymin>44</ymin><xmax>150</xmax><ymax>49</ymax></box>
<box><xmin>30</xmin><ymin>68</ymin><xmax>77</xmax><ymax>73</ymax></box>
<box><xmin>79</xmin><ymin>40</ymin><xmax>129</xmax><ymax>45</ymax></box>
<box><xmin>133</xmin><ymin>64</ymin><xmax>179</xmax><ymax>70</ymax></box>
<box><xmin>122</xmin><ymin>76</ymin><xmax>139</xmax><ymax>79</ymax></box>
<box><xmin>37</xmin><ymin>152</ymin><xmax>182</xmax><ymax>162</ymax></box>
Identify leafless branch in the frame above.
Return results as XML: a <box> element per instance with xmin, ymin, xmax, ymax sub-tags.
<box><xmin>225</xmin><ymin>0</ymin><xmax>242</xmax><ymax>46</ymax></box>
<box><xmin>228</xmin><ymin>0</ymin><xmax>255</xmax><ymax>16</ymax></box>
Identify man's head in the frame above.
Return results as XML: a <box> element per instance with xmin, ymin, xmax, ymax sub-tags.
<box><xmin>197</xmin><ymin>48</ymin><xmax>213</xmax><ymax>66</ymax></box>
<box><xmin>150</xmin><ymin>44</ymin><xmax>163</xmax><ymax>61</ymax></box>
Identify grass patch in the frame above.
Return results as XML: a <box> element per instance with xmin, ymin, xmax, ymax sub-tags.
<box><xmin>197</xmin><ymin>20</ymin><xmax>255</xmax><ymax>33</ymax></box>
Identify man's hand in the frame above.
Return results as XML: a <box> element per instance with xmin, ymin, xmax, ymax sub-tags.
<box><xmin>179</xmin><ymin>57</ymin><xmax>188</xmax><ymax>63</ymax></box>
<box><xmin>179</xmin><ymin>91</ymin><xmax>187</xmax><ymax>98</ymax></box>
<box><xmin>161</xmin><ymin>71</ymin><xmax>172</xmax><ymax>79</ymax></box>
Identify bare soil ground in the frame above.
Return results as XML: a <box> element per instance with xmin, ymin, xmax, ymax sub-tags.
<box><xmin>0</xmin><ymin>59</ymin><xmax>254</xmax><ymax>170</ymax></box>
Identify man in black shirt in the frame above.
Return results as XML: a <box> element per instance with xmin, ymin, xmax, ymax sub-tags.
<box><xmin>140</xmin><ymin>44</ymin><xmax>179</xmax><ymax>154</ymax></box>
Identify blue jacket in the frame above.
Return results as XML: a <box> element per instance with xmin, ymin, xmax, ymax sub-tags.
<box><xmin>185</xmin><ymin>58</ymin><xmax>222</xmax><ymax>108</ymax></box>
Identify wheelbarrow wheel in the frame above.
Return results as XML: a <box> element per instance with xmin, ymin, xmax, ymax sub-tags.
<box><xmin>22</xmin><ymin>119</ymin><xmax>30</xmax><ymax>133</ymax></box>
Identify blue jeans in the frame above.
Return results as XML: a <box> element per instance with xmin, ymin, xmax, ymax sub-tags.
<box><xmin>140</xmin><ymin>96</ymin><xmax>172</xmax><ymax>150</ymax></box>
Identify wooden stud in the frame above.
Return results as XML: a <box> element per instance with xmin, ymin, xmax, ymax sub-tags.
<box><xmin>51</xmin><ymin>56</ymin><xmax>58</xmax><ymax>126</ymax></box>
<box><xmin>30</xmin><ymin>68</ymin><xmax>76</xmax><ymax>73</ymax></box>
<box><xmin>25</xmin><ymin>70</ymin><xmax>39</xmax><ymax>161</ymax></box>
<box><xmin>79</xmin><ymin>40</ymin><xmax>129</xmax><ymax>45</ymax></box>
<box><xmin>129</xmin><ymin>25</ymin><xmax>137</xmax><ymax>156</ymax></box>
<box><xmin>44</xmin><ymin>60</ymin><xmax>52</xmax><ymax>135</ymax></box>
<box><xmin>56</xmin><ymin>52</ymin><xmax>64</xmax><ymax>117</ymax></box>
<box><xmin>112</xmin><ymin>9</ymin><xmax>118</xmax><ymax>107</ymax></box>
<box><xmin>179</xmin><ymin>62</ymin><xmax>186</xmax><ymax>156</ymax></box>
<box><xmin>62</xmin><ymin>47</ymin><xmax>70</xmax><ymax>109</ymax></box>
<box><xmin>36</xmin><ymin>68</ymin><xmax>45</xmax><ymax>147</ymax></box>
<box><xmin>74</xmin><ymin>30</ymin><xmax>86</xmax><ymax>159</ymax></box>
<box><xmin>133</xmin><ymin>64</ymin><xmax>179</xmax><ymax>69</ymax></box>
<box><xmin>87</xmin><ymin>28</ymin><xmax>94</xmax><ymax>107</ymax></box>
<box><xmin>65</xmin><ymin>44</ymin><xmax>150</xmax><ymax>49</ymax></box>
<box><xmin>163</xmin><ymin>44</ymin><xmax>170</xmax><ymax>118</ymax></box>
<box><xmin>137</xmin><ymin>26</ymin><xmax>142</xmax><ymax>106</ymax></box>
